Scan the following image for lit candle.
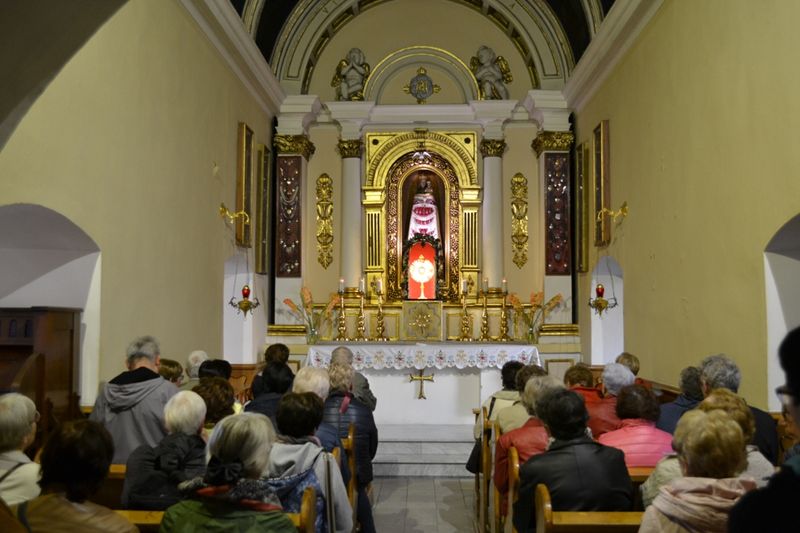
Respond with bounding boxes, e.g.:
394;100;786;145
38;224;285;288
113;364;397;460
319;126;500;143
502;278;508;293
483;277;489;292
461;279;468;294
338;278;344;293
377;279;383;294
359;277;365;293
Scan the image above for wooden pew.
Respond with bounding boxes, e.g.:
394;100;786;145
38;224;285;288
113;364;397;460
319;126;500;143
115;510;162;533
341;423;358;523
478;406;492;532
493;421;504;533
534;484;643;533
91;464;127;509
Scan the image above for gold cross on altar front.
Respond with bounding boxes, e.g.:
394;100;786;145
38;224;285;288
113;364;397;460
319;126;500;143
409;368;435;399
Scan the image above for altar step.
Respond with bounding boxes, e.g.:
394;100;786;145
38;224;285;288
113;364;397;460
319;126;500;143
373;424;473;477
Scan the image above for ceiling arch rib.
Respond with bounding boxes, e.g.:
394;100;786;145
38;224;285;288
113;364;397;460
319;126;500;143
269;0;575;96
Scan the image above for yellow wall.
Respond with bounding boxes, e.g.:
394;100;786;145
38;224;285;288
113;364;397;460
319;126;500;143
0;1;272;382
575;0;800;407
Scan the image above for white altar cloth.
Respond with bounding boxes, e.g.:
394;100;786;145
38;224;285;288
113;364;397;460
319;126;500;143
306;343;540;370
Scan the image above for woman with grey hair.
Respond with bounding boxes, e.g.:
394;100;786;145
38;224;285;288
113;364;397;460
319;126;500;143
0;393;40;505
330;346;377;410
587;363;635;437
123;391;208;509
161;413;294;532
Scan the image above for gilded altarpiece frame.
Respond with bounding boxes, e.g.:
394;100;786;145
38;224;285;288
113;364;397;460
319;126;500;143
236;123;254;247
363;130;480;304
593;120;611;247
575;142;590;273
255;144;272;275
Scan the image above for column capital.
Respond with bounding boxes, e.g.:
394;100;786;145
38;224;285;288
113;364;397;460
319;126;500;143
274;134;316;160
480;139;507;158
276;95;322;135
522;90;571;132
327;101;375;139
337;138;364;158
531;131;574;157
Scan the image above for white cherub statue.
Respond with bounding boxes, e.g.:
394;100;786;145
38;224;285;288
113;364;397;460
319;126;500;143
470;45;512;100
331;47;370;101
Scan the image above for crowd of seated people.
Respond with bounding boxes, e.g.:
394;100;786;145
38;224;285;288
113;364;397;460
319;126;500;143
495;364;547;434
0;393;40;506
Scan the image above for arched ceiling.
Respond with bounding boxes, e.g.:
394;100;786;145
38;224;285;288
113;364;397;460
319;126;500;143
231;0;614;95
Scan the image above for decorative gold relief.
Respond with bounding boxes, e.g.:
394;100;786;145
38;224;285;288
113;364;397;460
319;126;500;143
510;173;529;268
480;139;506;158
337;139;363;159
531;131;575;157
316;173;333;269
274;134;316;160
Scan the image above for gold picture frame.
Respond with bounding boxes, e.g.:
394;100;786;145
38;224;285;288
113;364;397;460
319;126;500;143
236;122;254;247
593;120;610;247
255;143;272;275
575;142;590;272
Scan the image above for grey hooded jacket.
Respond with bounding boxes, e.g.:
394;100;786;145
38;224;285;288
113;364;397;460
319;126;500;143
90;367;178;463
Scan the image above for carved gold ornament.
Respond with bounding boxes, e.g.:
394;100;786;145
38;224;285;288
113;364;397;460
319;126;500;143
274;134;316;160
480;139;506;158
510;173;528;268
337;139;363;159
316;173;334;269
531;131;575;157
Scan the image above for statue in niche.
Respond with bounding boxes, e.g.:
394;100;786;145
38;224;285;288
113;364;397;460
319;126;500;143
331;47;370;101
405;172;442;241
470;45;512;100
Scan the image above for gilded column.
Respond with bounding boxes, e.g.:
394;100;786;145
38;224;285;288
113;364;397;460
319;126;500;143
274;134;315;277
337;138;363;288
480;138;506;288
532;131;574;276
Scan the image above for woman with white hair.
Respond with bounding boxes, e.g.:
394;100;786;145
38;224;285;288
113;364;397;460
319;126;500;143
0;393;40;505
123;391;208;509
161;413;294;532
587;363;635;437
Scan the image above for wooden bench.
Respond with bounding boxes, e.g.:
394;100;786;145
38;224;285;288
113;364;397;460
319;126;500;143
90;464;127;509
535;484;643;533
341;422;358;519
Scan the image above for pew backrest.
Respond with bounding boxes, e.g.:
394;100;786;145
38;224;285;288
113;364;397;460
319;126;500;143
534;484;643;533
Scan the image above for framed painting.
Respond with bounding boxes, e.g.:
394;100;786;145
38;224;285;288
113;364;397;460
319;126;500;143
255;143;272;275
593;120;610;247
236;122;254;247
575;142;590;272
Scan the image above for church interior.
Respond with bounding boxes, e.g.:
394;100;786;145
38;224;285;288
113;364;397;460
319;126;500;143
2;0;800;531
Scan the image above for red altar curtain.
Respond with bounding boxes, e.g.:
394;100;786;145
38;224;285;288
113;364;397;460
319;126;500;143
408;242;437;300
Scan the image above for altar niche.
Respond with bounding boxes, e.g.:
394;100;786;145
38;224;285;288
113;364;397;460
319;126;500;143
402;170;445;300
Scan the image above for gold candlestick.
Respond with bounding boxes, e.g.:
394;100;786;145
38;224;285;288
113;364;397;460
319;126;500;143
355;290;367;341
497;290;512;342
371;279;387;342
459;292;473;341
478;288;491;341
334;289;348;341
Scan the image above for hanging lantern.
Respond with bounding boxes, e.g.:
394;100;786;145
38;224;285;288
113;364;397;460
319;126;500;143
229;284;260;316
588;283;617;316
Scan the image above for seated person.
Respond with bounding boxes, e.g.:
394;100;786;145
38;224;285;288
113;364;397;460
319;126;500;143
640;410;756;532
587;363;635;438
89;335;178;463
616;352;650;388
322;362;378;533
495;375;563;512
0;393;40;505
158;358;184;386
11;420;137;532
331;346;377;411
265;392;352;533
123;391;207;509
598;384;673;466
180;350;208;392
656;366;703;434
474;361;524;439
193;377;235;440
564;364;603;406
161;413;295;532
245;361;294;428
513;388;633;533
496;365;547;434
252;343;292;396
641;387;775;507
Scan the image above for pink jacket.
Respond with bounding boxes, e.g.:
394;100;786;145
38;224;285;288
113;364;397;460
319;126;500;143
598;418;673;467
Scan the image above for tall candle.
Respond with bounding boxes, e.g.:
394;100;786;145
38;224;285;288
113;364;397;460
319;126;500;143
483;277;489;292
461;279;468;294
359;277;365;293
338;278;344;293
502;278;508;292
377;279;383;294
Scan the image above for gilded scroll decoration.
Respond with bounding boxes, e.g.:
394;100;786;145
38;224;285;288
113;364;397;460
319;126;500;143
337;139;363;159
276;156;301;277
531;131;575;157
510;172;529;268
545;153;571;275
274;134;316;160
480;139;506;158
316;173;334;269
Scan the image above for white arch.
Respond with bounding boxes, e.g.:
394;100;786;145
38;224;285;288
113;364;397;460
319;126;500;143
590;255;624;365
0;203;102;405
764;213;800;410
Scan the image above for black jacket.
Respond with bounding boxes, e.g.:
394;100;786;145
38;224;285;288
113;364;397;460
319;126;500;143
244;392;284;428
321;391;378;487
122;432;206;509
749;404;779;465
512;435;633;533
729;455;800;532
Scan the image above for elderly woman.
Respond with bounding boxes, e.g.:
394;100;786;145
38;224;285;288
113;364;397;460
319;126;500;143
193;377;235;439
12;420;136;532
180;350;208;392
0;393;39;506
245;362;294;427
598;384;673;466
494;375;563;513
641;388;775;507
123;391;207;509
322;362;378;533
495;365;548;433
588;363;635;437
640;409;757;532
161;413;294;532
252;344;291;396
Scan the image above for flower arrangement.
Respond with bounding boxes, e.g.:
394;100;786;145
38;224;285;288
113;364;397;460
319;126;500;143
508;291;563;344
283;287;339;344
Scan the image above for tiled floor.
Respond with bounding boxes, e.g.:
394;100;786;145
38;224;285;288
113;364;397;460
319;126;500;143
371;476;477;533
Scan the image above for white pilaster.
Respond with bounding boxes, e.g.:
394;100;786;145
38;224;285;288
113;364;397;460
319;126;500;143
481;150;504;288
